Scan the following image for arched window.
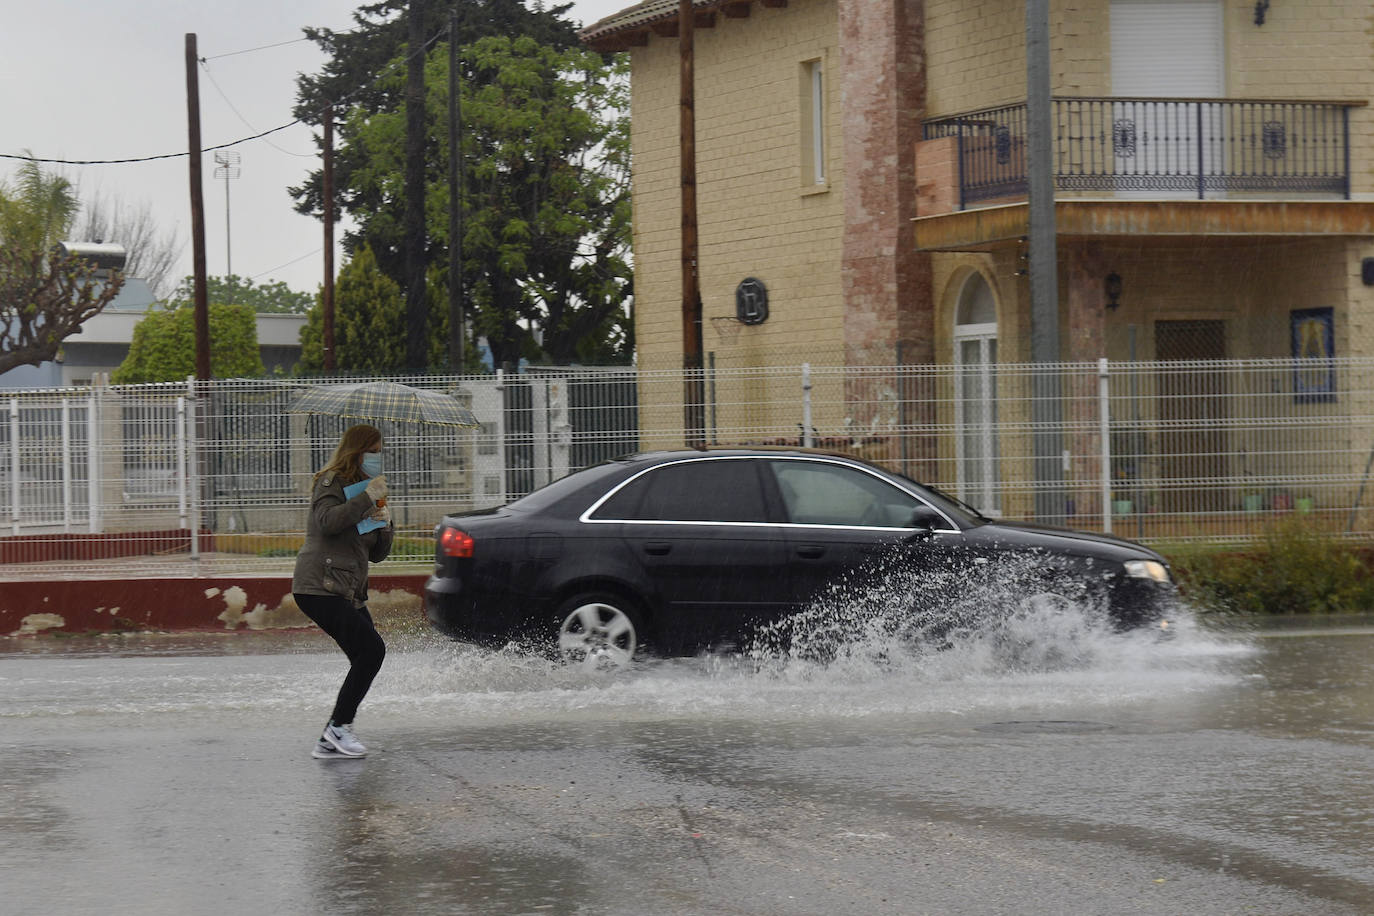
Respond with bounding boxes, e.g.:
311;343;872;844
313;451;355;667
953;272;1001;514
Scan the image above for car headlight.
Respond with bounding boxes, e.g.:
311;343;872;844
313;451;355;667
1124;559;1170;583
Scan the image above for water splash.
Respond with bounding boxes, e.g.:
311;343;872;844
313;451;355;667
368;554;1247;725
746;551;1157;675
3;556;1251;725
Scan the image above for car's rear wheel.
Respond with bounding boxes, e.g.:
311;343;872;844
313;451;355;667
555;593;646;671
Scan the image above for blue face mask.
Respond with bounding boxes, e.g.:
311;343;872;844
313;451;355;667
360;452;383;478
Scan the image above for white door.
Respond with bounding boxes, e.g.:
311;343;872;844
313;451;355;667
1110;0;1225;197
953;273;1000;515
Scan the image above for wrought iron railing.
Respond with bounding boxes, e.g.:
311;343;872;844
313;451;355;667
922;97;1360;209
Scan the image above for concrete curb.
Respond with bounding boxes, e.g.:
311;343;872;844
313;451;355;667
2;574;429;636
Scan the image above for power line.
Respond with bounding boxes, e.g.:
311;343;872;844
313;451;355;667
250;246;324;282
200;61;316;159
202;36;312;60
201;20;367;61
0;121;302;167
2;25;447;168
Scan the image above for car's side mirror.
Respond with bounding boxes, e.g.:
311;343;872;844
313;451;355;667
904;504;944;540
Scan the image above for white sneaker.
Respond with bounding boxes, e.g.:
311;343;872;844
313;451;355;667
321;722;367;757
311;740;351;760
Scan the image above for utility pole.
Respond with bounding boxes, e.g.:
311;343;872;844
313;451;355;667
322;107;336;373
404;0;428;371
1026;0;1063;521
185;33;210;381
679;0;704;446
448;8;464;373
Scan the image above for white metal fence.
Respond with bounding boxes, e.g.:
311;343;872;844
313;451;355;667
3;357;1372;579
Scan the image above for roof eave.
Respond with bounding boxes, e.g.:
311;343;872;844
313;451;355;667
579;0;787;53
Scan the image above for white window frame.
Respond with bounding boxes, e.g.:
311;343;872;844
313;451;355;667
800;56;828;190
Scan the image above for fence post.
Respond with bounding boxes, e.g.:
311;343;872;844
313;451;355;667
708;351;717;444
801;363;814;447
61;399;73;533
86;389;100;533
495;368;508;504
1099;358;1112;534
8;398;18;536
185;376;201;567
177;396;188;533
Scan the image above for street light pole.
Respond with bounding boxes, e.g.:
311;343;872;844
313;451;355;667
213;150;241;281
1027;0;1063;522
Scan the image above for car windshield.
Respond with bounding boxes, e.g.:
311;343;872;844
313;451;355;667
877;469;989;525
913;479;991;523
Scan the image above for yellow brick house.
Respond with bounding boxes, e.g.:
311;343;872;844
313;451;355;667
583;0;1374;529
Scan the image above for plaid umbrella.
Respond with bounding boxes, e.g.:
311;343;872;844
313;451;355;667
289;381;479;428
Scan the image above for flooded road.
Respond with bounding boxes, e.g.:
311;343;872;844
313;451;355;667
4;611;1374;915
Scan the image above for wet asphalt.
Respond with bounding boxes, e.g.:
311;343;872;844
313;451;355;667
3;614;1374;915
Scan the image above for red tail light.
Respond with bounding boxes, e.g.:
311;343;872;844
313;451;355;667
439;527;475;558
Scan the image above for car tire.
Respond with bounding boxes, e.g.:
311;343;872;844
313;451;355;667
555;593;648;671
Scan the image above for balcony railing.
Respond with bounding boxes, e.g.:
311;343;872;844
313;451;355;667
922;97;1360;209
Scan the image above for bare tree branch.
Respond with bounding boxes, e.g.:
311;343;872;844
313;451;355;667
75;191;183;299
0;249;125;374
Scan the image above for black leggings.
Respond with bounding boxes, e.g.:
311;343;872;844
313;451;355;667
294;593;386;726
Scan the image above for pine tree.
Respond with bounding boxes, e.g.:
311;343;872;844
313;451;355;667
297;245;404;374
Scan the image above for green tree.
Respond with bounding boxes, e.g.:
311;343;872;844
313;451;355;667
0;157;124;374
292;2;631;369
306;33;631;369
112;303;265;383
298;244;404;374
168;275;314;314
1;157;78;251
458;36;632;367
292;0;580;241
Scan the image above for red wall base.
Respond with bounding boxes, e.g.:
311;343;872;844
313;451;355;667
1;574;428;636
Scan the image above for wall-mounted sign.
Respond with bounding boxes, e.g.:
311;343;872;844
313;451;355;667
735;277;768;325
1291;307;1335;403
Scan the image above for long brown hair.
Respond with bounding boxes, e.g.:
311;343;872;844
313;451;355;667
313;424;382;487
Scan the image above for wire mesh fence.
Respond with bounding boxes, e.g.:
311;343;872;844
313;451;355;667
3;356;1373;579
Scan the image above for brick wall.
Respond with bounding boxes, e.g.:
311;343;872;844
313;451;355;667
839;0;933;371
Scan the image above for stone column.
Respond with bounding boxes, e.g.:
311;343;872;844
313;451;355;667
839;0;932;369
838;0;932;465
1065;243;1109;520
1066;243;1107;362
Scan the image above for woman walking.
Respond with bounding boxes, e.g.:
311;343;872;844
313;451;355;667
293;423;393;759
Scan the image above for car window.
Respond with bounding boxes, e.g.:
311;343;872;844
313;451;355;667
507;460;633;513
768;459;922;527
589;458;769;522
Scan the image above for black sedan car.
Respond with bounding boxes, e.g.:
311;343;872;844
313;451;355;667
424;448;1176;666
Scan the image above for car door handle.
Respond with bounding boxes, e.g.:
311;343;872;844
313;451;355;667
796;545;826;559
644;542;672;555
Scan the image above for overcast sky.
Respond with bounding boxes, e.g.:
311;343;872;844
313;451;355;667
2;0;629;297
